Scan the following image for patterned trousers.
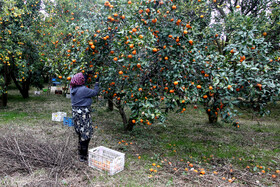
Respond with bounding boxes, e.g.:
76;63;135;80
72;106;93;141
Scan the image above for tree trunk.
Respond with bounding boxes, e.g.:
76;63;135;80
126;119;135;131
2;63;9;107
206;110;218;123
20;88;29;99
118;106;134;131
10;71;31;99
0;93;7;107
108;95;114;111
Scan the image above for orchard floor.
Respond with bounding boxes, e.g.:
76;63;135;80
0;87;279;187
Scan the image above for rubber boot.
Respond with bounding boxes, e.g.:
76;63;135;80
79;138;90;162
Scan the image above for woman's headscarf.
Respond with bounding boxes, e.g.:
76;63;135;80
70;73;85;88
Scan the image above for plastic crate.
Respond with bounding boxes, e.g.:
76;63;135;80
55;90;63;95
66;94;71;99
52;112;67;122
53;81;62;86
43;88;48;92
63;117;73;126
50;86;56;93
88;146;125;175
50;86;63;93
34;91;40;95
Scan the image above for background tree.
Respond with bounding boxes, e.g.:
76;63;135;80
0;0;45;101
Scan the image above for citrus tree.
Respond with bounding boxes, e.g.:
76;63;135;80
0;0;45;102
57;0;213;130
40;0;279;130
200;1;280;124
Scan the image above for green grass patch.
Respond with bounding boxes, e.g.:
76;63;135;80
0;111;29;122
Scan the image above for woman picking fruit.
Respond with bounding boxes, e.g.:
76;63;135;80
70;72;99;162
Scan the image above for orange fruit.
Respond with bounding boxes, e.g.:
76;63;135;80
209;86;213;90
174;81;178;85
172;5;176;10
119;71;123;75
227;85;232;90
67;77;71;80
132;119;136;123
114;57;118;61
272;174;277;178
128;1;132;4
197;85;201;89
58;76;62;79
152;48;158;52
263;32;267;37
189;40;193;45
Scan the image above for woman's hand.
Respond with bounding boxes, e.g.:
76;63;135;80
95;75;99;83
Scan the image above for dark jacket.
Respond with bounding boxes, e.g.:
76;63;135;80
70;83;99;107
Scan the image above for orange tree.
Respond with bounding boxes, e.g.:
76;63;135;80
219;11;280;120
56;0;213;130
39;0;86;91
199;1;280;124
0;0;45;102
43;0;279;130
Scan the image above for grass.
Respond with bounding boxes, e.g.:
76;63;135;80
0;86;279;186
